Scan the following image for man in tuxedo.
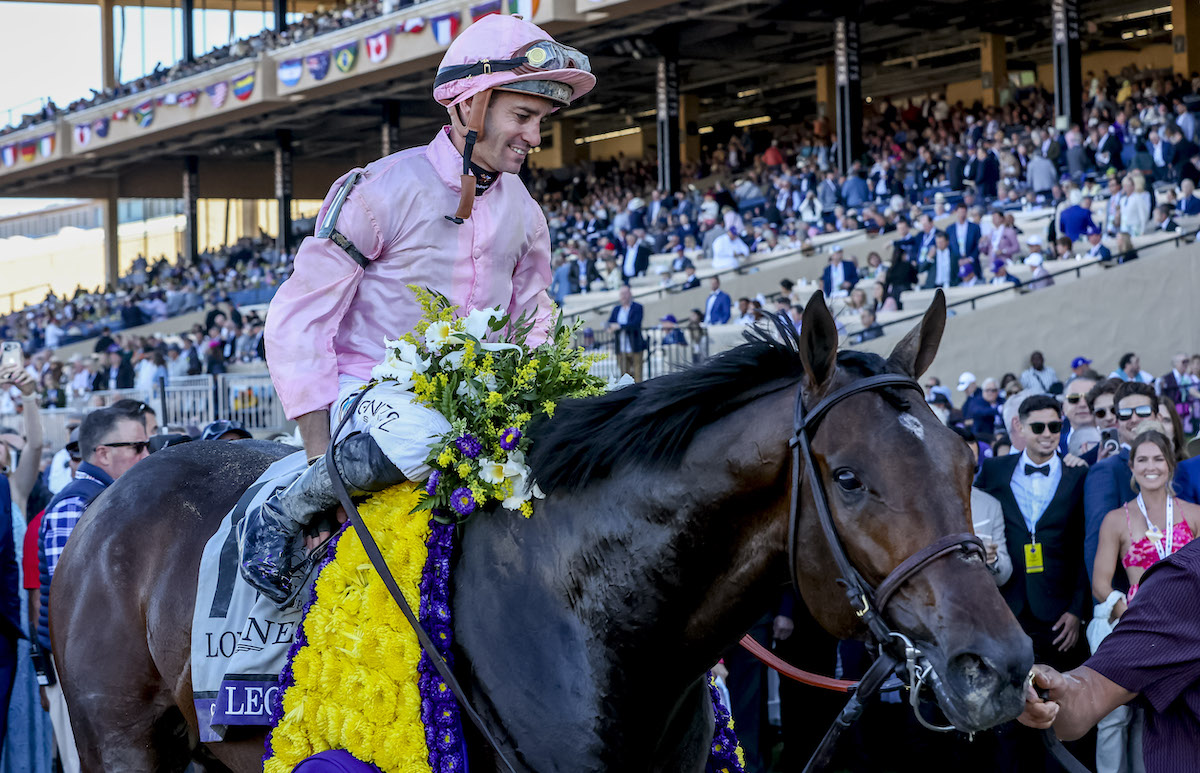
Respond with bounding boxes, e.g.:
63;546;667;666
946;146;969;191
921;231;959;289
91;347;135;391
1151;204;1180;232
620;231;651;283
606;285;646;382
821;245;859;297
976;394;1093;769
703;277;731;325
973;144;1001;199
1083;382;1158;585
946;203;983;278
1146;127;1175;182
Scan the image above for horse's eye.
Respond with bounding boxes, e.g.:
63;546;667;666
835;469;863;491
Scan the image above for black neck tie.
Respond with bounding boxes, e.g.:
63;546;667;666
1025;464;1050;477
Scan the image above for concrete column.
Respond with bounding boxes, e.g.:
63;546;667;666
275;129;294;256
1051;0;1082;129
102;182;119;291
274;0;287;33
815;62;836;119
833;18;863;174
98;0;117;91
1172;0;1200;79
381;100;401;157
183;156;199;264
655;56;681;193
182;0;195;63
679;93;700;165
980;33;1007;108
554;119;578;166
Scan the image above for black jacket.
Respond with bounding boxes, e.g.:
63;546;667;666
92;360;135;391
976;455;1090;623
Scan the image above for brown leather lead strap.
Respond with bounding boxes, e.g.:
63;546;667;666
738;635;855;692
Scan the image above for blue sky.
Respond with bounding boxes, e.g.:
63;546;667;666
0;1;282;216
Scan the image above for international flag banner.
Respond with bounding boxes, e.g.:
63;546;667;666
401;17;425;33
306;51;331;81
74;123;91;147
365;31;389;63
431;12;460;46
112;107;130;121
160;92;178;106
506;0;539;17
133;101;155;128
93;117;110;138
38;134;55;157
19;142;36;162
178;90;199;107
471;0;501;20
278;59;303;87
206;81;229;108
233;71;256;101
1;146;15;167
334;42;358;73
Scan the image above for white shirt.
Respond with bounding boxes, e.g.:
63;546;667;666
623;244;641;277
712;234;749;270
829;261;846;294
955;222;969;252
934;248;952;287
1009;451;1063;535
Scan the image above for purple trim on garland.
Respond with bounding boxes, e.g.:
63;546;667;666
705;676;746;773
263;523;350;764
417;520;468;773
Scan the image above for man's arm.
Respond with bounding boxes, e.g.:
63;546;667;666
1082;463;1116;588
1019;665;1136;741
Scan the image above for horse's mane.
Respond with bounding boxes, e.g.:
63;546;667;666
528;330;906;494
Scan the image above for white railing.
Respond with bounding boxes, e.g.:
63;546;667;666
216;373;289;434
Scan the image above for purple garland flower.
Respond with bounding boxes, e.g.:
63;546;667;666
426;470;442;496
499;427;522;451
705;675;746;773
449;487;475;517
418;521;467;773
454;434;482;459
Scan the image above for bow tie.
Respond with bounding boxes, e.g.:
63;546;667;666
1025;464;1050;477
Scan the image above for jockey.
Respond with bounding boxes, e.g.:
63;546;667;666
240;14;595;603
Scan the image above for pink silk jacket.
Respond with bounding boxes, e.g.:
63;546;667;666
264;128;554;420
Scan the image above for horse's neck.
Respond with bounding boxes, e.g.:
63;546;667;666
453;416;791;770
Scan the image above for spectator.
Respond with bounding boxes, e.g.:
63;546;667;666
1175;178;1200;214
1059;192;1098;242
1084;381;1159;584
921;231;958;289
853;309;882;344
703;278;731;326
606;286;646;383
954;427;1011;585
1109;352;1154;384
39;405;150;772
982;211;1021;263
1117;176;1149;236
1024;253;1054;291
1020;351;1060;394
200;420;253;441
1060;374;1098;456
91;347;134;391
947;203;983;279
1150;205;1179;233
1082;223;1111;260
619;232;650;283
821;245;858;297
964;377;1003;439
711;228;749;271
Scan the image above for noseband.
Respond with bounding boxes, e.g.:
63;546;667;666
788;373;986;770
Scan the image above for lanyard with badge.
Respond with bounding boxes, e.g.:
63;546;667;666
1135;493;1175;559
1023;466;1049;574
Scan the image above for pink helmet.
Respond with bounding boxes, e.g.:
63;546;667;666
433;15;595;109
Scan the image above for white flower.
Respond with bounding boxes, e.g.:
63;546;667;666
479;341;524;354
394;339;430;373
462;307;504;341
440;350;466;370
370;348;419;388
481;371;499;392
502;492;530;510
528;481;546;500
607;373;635;391
478;457;507;485
424;320;455;352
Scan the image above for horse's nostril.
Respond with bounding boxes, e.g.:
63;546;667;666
946;653;1001;702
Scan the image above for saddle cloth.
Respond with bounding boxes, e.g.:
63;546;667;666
190;450;309;743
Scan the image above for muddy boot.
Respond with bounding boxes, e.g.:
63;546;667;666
239;432;407;604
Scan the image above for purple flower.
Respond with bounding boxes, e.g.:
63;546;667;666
499;427;522;450
426;470;441;496
454;434;482;459
450;487;475;516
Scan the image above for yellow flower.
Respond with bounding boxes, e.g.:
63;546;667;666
436;447;455;467
520;501;534;518
486;391;503;407
542;400;556;418
456;462;471;478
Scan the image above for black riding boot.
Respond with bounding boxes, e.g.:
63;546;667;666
239;432;407;604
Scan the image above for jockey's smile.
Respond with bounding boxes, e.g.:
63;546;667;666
455;92;554;175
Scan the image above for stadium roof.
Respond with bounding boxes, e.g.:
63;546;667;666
0;0;1171;199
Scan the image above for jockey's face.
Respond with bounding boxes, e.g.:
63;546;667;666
466;91;555;174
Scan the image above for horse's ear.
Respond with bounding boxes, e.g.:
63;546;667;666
887;289;946;379
799;291;839;389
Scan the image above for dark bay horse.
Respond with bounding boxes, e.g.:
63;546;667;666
51;292;1032;772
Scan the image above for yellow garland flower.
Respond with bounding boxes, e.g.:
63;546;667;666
264;483;433;773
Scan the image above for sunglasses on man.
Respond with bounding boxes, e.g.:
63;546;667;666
1064;394;1088;404
1116;405;1155;421
1028;421;1063;436
99;441;150;454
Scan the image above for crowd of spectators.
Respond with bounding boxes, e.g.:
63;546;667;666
2;0;416;136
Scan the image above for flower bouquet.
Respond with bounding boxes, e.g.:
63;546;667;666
370;286;607;521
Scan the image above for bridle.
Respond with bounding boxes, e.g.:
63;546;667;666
783;371;986;771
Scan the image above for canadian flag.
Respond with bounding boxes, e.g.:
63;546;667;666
401;17;425;33
365;31;390;63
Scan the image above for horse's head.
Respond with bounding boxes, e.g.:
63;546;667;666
792;290;1032;733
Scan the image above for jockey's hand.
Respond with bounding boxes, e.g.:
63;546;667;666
303;507;348;554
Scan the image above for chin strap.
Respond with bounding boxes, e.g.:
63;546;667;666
447;89;493;224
